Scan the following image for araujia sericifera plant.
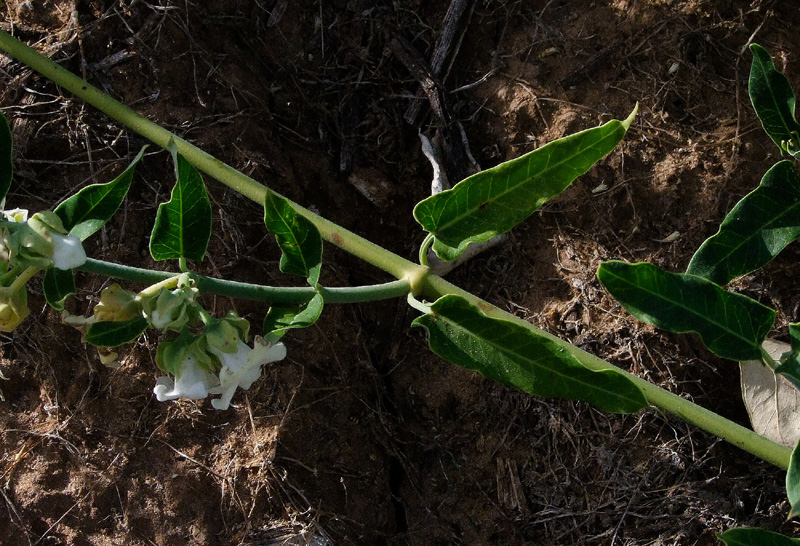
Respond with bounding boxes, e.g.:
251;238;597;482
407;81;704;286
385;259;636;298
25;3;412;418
0;30;796;544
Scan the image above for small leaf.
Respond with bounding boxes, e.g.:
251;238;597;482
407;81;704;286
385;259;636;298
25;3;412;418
598;261;775;361
687;161;800;285
263;189;322;286
42;267;75;311
749;44;800;157
85;317;148;347
0;109;12;205
263;292;324;344
719;528;800;546
414;106;636;261
788;438;800;519
776;324;800;387
740;339;800;449
55;146;146;241
411;294;648;414
150;148;212;262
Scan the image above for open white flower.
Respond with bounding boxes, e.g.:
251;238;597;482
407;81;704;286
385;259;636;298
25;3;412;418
208;337;287;410
50;232;86;270
153;353;215;402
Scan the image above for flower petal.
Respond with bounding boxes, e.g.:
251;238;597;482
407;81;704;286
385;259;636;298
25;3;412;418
50;233;86;270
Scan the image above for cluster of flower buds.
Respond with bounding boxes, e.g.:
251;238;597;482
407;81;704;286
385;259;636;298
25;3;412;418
69;274;286;410
0;208;86;331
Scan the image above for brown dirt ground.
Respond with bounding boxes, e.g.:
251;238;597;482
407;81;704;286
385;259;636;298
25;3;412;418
1;0;800;544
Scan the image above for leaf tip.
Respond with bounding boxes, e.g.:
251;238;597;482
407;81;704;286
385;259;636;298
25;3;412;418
621;103;638;131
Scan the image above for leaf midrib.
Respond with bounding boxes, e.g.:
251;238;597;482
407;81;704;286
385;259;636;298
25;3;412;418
435;308;643;406
430;122;622;236
603;266;761;350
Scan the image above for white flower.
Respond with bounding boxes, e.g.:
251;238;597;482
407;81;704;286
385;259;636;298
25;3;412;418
50;233;86;270
3;208;28;223
208;338;287;410
153;354;214;402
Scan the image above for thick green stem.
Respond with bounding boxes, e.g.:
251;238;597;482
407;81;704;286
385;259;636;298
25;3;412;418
0;30;790;470
78;258;409;304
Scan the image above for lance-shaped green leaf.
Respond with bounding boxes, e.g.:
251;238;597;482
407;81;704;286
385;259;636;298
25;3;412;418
411;294;648;414
775;324;800;389
42;267;75;311
263;190;322;286
85;317;148;347
150;148;212;262
0;109;12;205
55;146;146;241
749;44;800;158
687;161;800;285
598;261;775;361
262;292;324;344
719;528;800;546
414;106;637;261
788;438;800;520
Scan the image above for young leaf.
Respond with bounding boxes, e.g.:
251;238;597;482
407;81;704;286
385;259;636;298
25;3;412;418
740;339;800;449
687;161;800;285
85;317;148;347
411;294;648;414
597;261;775;361
150;149;212;262
719;528;800;546
788;438;800;519
54;146;146;241
42;267;76;311
0;109;12;205
414;106;637;261
749;44;800;157
262;292;324;344
263;189;322;286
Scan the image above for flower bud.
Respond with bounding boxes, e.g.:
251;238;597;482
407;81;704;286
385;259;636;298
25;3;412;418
205;312;250;355
94;284;142;322
142;285;196;331
0;286;29;332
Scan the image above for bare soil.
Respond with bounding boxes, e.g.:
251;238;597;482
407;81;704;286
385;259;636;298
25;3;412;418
1;1;800;544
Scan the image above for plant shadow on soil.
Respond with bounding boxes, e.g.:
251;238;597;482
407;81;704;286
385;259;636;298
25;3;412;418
2;1;800;544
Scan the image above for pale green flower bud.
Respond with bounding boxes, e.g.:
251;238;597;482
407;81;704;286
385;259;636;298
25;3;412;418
0;210;85;271
93;284;142;322
0;286;29;332
205;312;251;355
142;285;196;331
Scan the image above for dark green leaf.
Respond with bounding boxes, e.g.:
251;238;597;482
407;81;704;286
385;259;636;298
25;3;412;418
411;294;648;414
42;267;75;311
414;107;636;261
718;528;800;546
150;148;212;262
749;44;800;157
598;261;775;361
263;189;322;286
788;438;800;519
85;317;148;347
263;292;324;344
687;161;800;285
0;109;12;204
55;146;146;241
775;323;800;390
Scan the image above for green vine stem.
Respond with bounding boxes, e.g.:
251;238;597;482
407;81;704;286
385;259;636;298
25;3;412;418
79;258;410;304
0;30;791;470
